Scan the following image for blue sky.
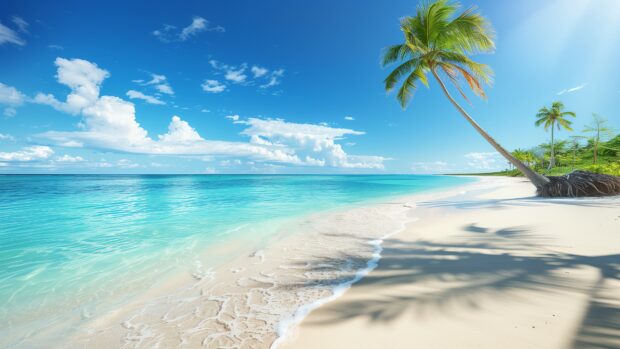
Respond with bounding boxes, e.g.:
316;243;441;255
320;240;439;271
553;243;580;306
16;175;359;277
1;0;619;174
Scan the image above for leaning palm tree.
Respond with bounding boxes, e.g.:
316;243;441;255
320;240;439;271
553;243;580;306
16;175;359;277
382;0;549;189
382;0;620;197
535;101;575;169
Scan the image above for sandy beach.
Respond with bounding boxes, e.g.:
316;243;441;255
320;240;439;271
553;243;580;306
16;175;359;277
280;177;620;349
5;176;619;348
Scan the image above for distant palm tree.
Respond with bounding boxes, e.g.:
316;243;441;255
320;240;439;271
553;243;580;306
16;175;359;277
583;114;613;164
535;101;575;169
382;0;549;189
568;136;583;170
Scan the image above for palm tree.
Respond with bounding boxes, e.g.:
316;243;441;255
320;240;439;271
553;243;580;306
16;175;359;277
568;136;583;171
583;114;613;164
535;101;575;169
381;0;549;189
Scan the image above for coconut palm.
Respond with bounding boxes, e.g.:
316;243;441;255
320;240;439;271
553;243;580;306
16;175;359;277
583;114;614;164
382;0;549;189
535;101;575;169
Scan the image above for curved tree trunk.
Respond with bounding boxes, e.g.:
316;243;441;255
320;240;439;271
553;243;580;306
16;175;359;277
430;68;550;189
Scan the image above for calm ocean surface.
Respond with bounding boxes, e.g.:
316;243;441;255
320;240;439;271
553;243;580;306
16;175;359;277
0;174;472;333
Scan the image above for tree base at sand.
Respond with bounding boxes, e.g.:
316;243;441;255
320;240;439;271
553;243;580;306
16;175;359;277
537;171;620;197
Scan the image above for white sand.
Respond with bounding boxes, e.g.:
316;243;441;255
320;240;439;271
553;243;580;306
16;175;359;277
280;177;620;349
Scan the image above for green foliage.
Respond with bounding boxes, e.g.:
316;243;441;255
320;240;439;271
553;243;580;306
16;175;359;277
381;0;495;108
582;163;620;176
485;134;620;177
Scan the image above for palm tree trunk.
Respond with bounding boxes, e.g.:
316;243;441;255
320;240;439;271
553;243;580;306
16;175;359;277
430;68;550;188
549;125;555;169
594;129;599;164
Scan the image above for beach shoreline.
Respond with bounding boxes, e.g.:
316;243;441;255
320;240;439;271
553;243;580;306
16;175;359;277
279;177;620;349
46;176;477;348
7;175;619;349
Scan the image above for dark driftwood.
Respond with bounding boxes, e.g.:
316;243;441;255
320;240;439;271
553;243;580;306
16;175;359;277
538;170;620;197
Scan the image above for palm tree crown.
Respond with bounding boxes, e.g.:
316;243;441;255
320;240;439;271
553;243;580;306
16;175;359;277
382;0;494;108
535;101;575;169
381;0;550;189
535;101;576;132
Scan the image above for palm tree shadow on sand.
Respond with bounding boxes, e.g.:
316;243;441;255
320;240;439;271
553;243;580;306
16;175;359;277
284;223;620;348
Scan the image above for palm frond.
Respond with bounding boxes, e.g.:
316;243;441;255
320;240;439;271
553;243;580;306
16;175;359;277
384;58;418;91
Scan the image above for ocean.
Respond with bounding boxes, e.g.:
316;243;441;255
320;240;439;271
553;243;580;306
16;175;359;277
0;174;473;347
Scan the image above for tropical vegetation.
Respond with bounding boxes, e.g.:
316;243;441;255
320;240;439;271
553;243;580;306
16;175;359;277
535;101;576;169
383;0;620;196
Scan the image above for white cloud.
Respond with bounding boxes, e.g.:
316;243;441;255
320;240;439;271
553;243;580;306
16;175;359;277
208;60;284;91
464;152;502;170
126;90;165;105
556;83;587;95
0;133;15;141
0;21;25;46
344;116;354;121
260;69;285;89
117;159;139;168
155;83;174;95
154;17;224;43
36;57;386;170
411;161;450;174
240;118;384;169
12;16;29;33
201;108;211;113
225;114;240;121
0;82;26;117
225;66;247;83
0;82;26;106
251;66;268;78
158;116;202;143
133;73;174;96
201;79;226;93
34;57;109;114
48;44;63;50
56;154;84;162
0;146;54;161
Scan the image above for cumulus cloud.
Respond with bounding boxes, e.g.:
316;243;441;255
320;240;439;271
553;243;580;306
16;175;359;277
0;21;25;46
464;151;502;170
126;90;165;105
251;66;268;78
0;82;26;117
158;116;202;143
344;116;354;121
225;114;240;121
35;57;385;170
239;118;385;169
154;17;224;43
201;79;226;93
225;67;247;83
0;82;26;106
0;145;54;161
556;83;587;96
34;58;109;114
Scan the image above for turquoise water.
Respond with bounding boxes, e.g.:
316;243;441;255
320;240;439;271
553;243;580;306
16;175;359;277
0;174;472;332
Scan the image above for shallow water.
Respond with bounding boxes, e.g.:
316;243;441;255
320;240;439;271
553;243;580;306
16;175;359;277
0;174;472;347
